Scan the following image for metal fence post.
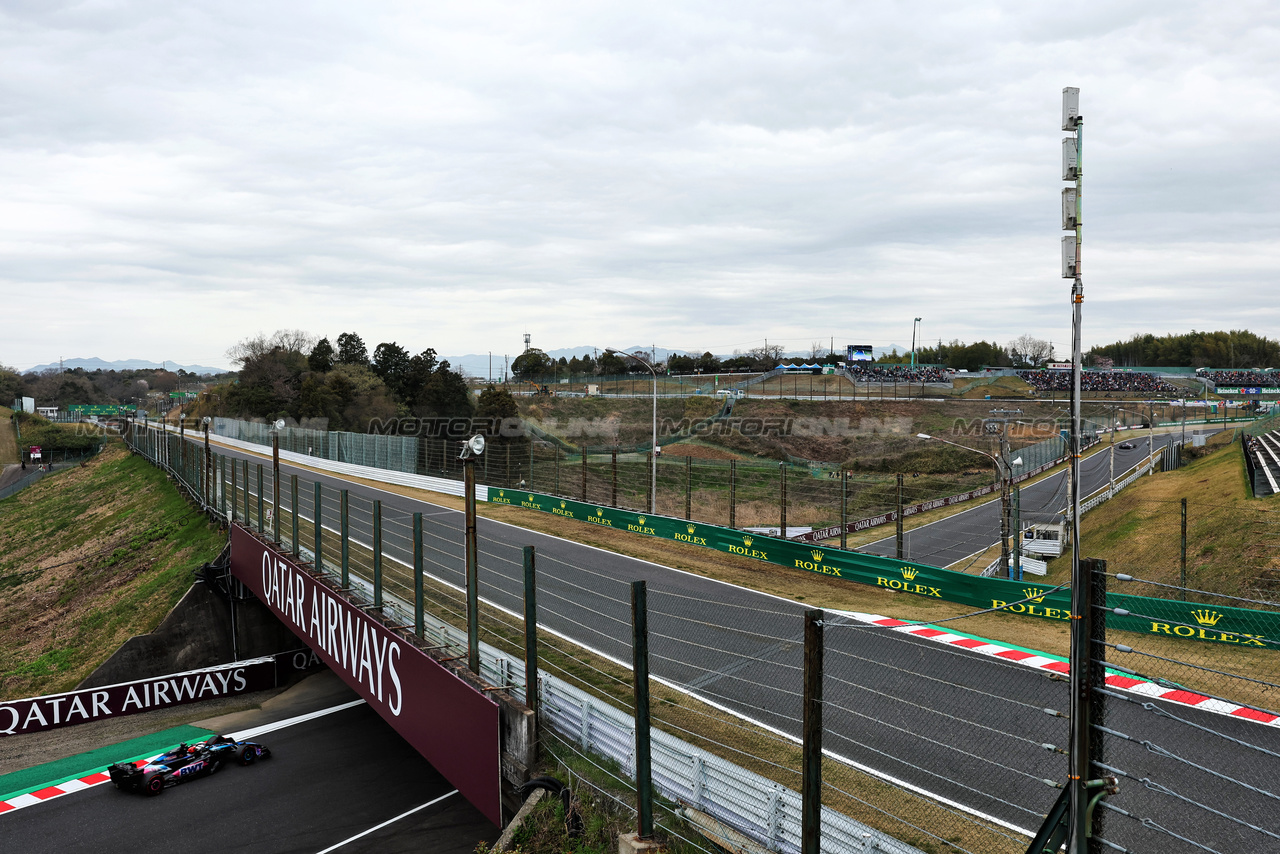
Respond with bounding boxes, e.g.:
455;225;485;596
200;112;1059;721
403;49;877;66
290;474;299;557
229;457;237;523
1068;556;1098;852
611;447;618;508
802;608;824;854
340;489;350;589
219;456;227;520
685;455;692;521
1180;498;1188;599
729;459;736;529
313;481;322;570
1089;560;1108;842
896;473;905;560
256;464;264;534
242;460;249;528
631;580;653;839
414;512;424;638
524;546;539;744
581;449;588;501
840;470;848;550
1012;485;1022;580
272;457;281;544
372;499;382;608
646;452;654;513
780;462;787;538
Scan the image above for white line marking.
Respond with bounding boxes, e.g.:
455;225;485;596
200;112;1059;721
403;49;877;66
229;698;367;741
313;790;459;853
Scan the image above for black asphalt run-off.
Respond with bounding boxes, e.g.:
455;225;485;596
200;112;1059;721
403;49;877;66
5;702;496;854
205;431;1269;853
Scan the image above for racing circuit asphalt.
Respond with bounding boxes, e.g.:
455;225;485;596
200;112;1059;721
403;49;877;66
2;677;497;854
161;428;1270;852
864;431;1211;568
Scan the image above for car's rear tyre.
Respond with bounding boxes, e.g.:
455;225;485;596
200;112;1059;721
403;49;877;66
144;774;165;796
236;745;256;766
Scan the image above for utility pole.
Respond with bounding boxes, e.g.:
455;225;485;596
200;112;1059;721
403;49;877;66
1062;85;1091;854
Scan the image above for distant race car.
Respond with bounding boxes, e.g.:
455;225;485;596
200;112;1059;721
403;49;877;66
108;735;271;796
1117;442;1136;450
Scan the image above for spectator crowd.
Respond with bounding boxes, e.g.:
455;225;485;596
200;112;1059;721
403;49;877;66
847;364;952;384
1018;370;1179;395
1197;370;1280;388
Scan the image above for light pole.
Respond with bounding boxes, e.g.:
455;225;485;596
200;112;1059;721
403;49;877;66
1061;85;1093;854
911;317;922;367
201;416;212;508
270;418;285;543
917;433;1021;574
607;349;658;514
459;434;486;675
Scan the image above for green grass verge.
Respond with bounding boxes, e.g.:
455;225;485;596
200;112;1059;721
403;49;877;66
0;724;213;800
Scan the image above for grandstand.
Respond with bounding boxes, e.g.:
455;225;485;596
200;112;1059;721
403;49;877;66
846;364;952;384
1197;369;1280;389
1245;433;1280;496
1018;369;1178;395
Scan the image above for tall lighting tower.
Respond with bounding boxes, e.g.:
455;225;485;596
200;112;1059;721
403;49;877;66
1061;86;1089;853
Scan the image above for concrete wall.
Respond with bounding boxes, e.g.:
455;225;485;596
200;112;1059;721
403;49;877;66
78;581;299;689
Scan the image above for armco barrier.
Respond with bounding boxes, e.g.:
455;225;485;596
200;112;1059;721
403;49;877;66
488;489;1280;650
346;563;926;854
794;439;1089;545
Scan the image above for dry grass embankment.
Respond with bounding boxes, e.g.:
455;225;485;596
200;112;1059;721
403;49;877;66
0;406;19;465
0;441;228;698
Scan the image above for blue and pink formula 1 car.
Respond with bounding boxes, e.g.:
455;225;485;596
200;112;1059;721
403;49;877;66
107;735;272;796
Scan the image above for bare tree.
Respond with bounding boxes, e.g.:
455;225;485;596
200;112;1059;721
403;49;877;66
748;342;786;370
1007;335;1054;368
226;330;318;368
809;340;828;360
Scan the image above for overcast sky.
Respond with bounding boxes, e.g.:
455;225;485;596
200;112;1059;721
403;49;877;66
3;1;1278;372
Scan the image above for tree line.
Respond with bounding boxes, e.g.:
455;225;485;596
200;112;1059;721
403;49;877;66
1086;330;1280;369
0;365;213;411
193;330;475;431
511;330;1280;379
511;338;1037;377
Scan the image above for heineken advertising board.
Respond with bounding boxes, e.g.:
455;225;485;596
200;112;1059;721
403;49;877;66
489;489;1280;650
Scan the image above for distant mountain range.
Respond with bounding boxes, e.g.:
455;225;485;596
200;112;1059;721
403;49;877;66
20;357;230;376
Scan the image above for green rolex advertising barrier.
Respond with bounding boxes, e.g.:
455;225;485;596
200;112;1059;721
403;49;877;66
489;488;1280;651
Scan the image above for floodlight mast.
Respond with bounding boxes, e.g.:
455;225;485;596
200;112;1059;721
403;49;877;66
1063;85;1089;854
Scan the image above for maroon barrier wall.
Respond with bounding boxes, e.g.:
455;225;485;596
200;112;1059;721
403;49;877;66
1;658;276;737
228;524;501;825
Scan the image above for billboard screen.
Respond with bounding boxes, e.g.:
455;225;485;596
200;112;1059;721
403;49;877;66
846;344;874;362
